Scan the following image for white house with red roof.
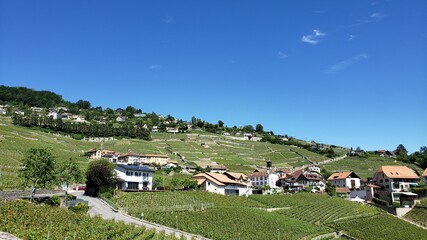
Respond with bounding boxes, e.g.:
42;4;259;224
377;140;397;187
191;172;252;196
327;171;361;189
372;166;419;205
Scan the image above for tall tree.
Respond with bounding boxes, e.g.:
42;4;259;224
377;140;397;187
85;159;116;197
255;124;264;133
56;158;83;194
19;148;57;200
395;144;408;161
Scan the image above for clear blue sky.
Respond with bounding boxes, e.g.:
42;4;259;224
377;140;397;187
1;1;426;153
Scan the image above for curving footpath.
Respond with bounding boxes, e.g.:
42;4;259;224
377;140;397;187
72;191;210;240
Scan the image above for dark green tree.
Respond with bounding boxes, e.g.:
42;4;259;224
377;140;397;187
218;120;224;128
395;144;408;161
85;159;116;197
255;124;264;133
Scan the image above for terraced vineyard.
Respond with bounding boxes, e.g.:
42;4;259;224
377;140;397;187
404;198;427;227
0;200;181;240
250;193;380;224
0;116;331;189
113;191;427;240
112;191;330;240
327;213;427;240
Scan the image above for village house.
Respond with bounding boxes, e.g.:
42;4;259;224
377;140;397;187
327;171;361;189
374;150;396;158
166;127;179;134
281;167;326;192
86;148;118;161
208;164;228;173
192;172;252;196
115;164;154;190
423;168;427;185
117;153;141;165
161;161;178;170
247;160;280;190
372;166;419;206
140;154;169;165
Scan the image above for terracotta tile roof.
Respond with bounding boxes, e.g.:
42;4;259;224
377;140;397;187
191;172;250;186
367;184;381;188
247;170;268;178
376;166;420;179
422;168;427;177
208;164;227;170
327;171;353;181
225;172;248;181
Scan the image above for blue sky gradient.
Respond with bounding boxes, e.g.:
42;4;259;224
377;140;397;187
1;1;426;153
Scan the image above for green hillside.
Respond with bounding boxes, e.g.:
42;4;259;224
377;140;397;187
0;116;331;189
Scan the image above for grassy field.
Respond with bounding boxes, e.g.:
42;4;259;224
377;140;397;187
321;156;423;179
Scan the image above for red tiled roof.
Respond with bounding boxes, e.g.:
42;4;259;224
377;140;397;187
327;171;353;181
376;166;419;179
422;168;427;177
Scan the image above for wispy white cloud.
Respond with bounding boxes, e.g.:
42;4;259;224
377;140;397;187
148;65;161;70
302;29;326;45
325;54;368;73
302;35;318;44
348;35;356;41
313;29;326;36
163;16;174;24
370;12;385;19
277;51;288;59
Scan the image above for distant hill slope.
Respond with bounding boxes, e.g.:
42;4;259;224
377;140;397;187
0;116;332;189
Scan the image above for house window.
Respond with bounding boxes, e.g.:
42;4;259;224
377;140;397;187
126;171;130;176
380;179;383;183
385;179;389;182
386;185;389;188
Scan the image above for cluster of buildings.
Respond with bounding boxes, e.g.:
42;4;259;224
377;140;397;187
86;145;427;207
85;148;177;191
326;165;427;208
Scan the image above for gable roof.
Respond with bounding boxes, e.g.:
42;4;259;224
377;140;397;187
224;172;248;181
191;172;249;186
422;168;427;177
376;166;419;179
247;170;268;178
327;171;360;181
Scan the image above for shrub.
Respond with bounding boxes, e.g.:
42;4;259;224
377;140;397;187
372;197;388;206
392;202;401;208
69;202;89;213
49;195;61;207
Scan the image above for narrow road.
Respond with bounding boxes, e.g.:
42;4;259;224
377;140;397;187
72;191;210;240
